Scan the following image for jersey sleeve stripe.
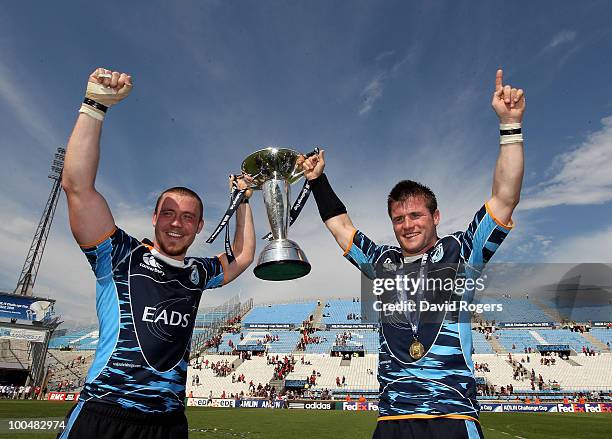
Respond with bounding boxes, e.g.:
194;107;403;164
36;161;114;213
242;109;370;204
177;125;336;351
342;228;358;256
79;226;118;248
484;202;514;229
215;253;229;286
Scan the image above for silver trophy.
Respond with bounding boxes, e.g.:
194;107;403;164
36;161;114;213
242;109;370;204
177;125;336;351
242;147;311;281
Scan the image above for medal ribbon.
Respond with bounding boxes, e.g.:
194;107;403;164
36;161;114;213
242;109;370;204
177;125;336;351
401;252;430;340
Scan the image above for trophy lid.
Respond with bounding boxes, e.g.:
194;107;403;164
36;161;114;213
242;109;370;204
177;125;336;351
241;147;303;189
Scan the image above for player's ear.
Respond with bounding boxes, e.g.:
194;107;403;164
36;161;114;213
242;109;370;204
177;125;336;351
152;212;158;227
433;209;440;226
196;219;204;234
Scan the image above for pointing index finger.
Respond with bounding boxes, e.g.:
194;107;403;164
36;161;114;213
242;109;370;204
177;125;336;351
495;69;503;92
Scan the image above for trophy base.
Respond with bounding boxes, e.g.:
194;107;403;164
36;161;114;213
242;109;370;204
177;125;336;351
254;239;311;281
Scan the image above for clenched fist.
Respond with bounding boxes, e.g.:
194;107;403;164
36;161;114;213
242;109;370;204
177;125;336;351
79;67;133;121
297;149;325;181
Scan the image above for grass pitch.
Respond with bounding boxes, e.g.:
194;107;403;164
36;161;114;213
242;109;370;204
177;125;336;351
0;401;609;438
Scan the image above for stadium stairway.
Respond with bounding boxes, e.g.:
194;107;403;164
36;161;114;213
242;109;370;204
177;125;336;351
487;335;506;354
529;330;548;345
531;297;564;322
269;378;283;392
581;332;610;352
564;357;582;366
311;301;324;328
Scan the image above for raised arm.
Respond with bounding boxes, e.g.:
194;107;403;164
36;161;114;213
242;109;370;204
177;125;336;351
487;69;525;226
218;175;256;284
62;68;132;245
299;150;357;252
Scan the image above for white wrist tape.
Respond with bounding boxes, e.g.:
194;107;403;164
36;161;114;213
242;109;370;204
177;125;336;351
500;123;521;130
79;104;105;121
500;134;524;145
79;79;133;121
499;122;523;145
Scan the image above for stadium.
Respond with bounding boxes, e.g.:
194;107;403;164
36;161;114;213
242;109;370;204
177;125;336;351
4;0;612;437
2;288;609;438
0;149;610;438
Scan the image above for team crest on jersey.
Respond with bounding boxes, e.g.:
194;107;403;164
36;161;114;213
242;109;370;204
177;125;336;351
381;257;401;273
431;243;444;263
190;266;199;284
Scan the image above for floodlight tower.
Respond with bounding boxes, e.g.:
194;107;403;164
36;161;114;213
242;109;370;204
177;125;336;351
14;147;65;296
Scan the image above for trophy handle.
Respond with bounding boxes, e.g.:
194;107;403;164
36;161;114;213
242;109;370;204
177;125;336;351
290;167;306;180
288;147;320;182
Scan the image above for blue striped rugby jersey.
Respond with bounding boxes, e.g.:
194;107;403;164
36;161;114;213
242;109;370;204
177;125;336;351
344;203;512;422
78;227;224;413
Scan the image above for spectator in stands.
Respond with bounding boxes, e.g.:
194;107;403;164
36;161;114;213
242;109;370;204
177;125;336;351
59;67;256;438
300;68;525;438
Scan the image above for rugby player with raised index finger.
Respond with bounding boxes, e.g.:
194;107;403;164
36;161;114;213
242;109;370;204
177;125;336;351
58;67;256;439
299;69;525;439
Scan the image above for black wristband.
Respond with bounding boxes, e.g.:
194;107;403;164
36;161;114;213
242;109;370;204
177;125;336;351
500;128;522;136
241;197;249;204
83;98;108;113
309;173;347;222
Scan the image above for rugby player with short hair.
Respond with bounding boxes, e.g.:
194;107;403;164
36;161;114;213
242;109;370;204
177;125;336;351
58;68;255;438
300;69;524;439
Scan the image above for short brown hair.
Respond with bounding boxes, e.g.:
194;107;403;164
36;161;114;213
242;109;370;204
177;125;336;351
154;187;203;221
387;180;437;217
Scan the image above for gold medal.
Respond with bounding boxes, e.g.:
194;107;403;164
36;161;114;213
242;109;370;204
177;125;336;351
409;340;425;360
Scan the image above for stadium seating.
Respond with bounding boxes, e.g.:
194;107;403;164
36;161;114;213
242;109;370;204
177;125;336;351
538;298;612;322
304;331;336;354
211;331;302;354
187;355;274;398
473;353;612;391
472;330;495;354
49;326;99;350
590;328;612;348
496;330;540;353
242;302;317;325
321;299;362;325
480;298;552;323
268;331;301;353
285;354;378;392
535;329;597;352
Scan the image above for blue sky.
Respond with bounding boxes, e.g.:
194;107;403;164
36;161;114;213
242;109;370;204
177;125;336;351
1;1;611;324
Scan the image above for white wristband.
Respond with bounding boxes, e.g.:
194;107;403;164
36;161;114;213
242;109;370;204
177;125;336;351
500;134;523;145
79;104;105;121
500;122;521;130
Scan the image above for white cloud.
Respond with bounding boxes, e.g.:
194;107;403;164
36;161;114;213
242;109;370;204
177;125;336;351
545;31;577;50
520;115;612;210
0;59;60;147
358;48;418;115
545;225;612;263
359;73;385;115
